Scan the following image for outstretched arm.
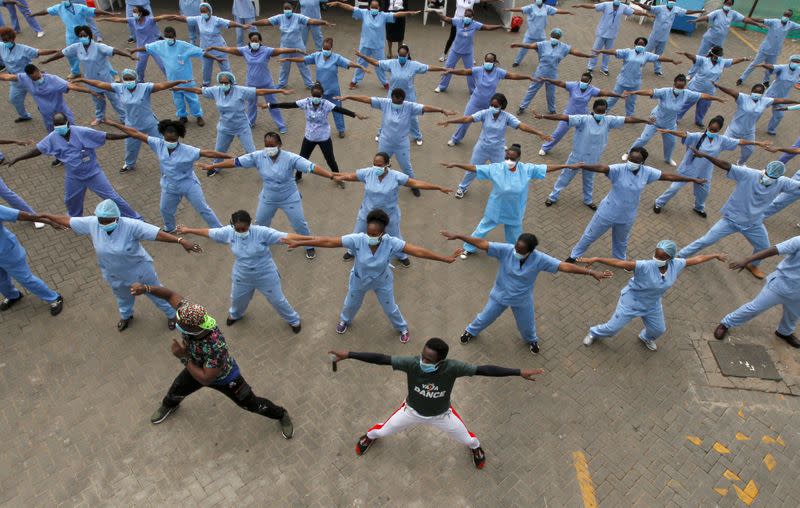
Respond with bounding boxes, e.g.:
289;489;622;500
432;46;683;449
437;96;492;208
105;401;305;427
538;77;566;89
700;92;726;103
730;56;751;66
532;112;569;122
67;83;101;97
354;49;379;67
281;235;344;249
440;230;489;252
659;171;706;183
623;89;654;98
152;79;193;93
205;46;243;56
422;104;457;116
71;77;114;91
557;262;614;282
103;119;148;142
40;52;65;64
437;115;475;127
504;71;534;81
573;163;610;174
402;243;462;263
475;365;545;381
625;115;653;125
112;48;138;61
656;128;687;139
405;178;453;194
510;43;538;50
0;73;19;82
519;123;553;142
688;147;732;172
335;94;372;105
394;10;421;18
568;49;594;59
479;23;506;31
440;162;477;172
713;82;739;100
6;147;42;166
154;230;203;253
685;253;727;267
129;284;184;309
174;86;202;94
328;350;392;365
728;247;778;272
576;256;636;271
327;1;355;12
765;146;800;155
677;52;697;64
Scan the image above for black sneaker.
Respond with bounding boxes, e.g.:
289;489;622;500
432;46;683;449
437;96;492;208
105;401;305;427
117;316;133;332
226;316;239;326
151;404;177;424
14;117;32;123
120;165;135;173
460;331;474;344
601;70;609;76
0;294;23;311
49;294;63;316
306;248;316;259
411;188;421;197
653;203;661;214
207;169;218;177
692;208;707;218
127;36;135;43
280;413;294;439
564;257;576;264
775;331;800;348
343;251;354;261
544;199;554;207
762;81;770;88
735;78;743;86
529;342;540;354
178;116;188;124
585;202;597;211
355;434;374;455
51;159;62;167
472;446;486;469
291;322;301;334
398;258;411;268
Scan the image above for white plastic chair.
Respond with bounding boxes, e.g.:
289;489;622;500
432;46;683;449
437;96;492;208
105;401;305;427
423;0;447;26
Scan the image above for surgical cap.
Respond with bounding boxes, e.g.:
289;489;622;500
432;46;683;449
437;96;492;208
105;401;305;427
790;54;800;62
216;71;236;85
656;240;677;259
94;199;120;218
121;68;137;79
766;160;785;179
551;28;563;37
199;2;212;13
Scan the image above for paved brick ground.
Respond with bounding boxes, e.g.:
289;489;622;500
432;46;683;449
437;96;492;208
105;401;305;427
1;1;800;506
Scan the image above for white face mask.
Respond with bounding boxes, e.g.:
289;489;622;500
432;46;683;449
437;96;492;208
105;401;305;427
373;165;385;176
652;256;667;268
760;173;776;186
249;42;260;51
265;146;279;157
505;159;516;169
234;230;249;239
367;234;382;246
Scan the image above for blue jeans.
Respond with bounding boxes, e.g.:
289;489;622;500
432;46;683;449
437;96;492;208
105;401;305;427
513;34;544;66
377;141;414;178
463;216;522;253
466;296;539;344
278;51;313;89
606;82;639;117
0;176;35;213
340;271;407;331
64;173;141;219
437;49;475;92
124;124;160;168
254;196;313;251
590;298;666;342
0;247;59;303
645;39;667;73
229;270;300;324
678;217;770;266
722;283;799;336
630;123;676;162
570;213;633;260
159;181;222;232
354;46;387;86
738;50;778;84
8;81;30;119
519;77;556;113
588;36;615;71
459;143;504;191
172;86;203;118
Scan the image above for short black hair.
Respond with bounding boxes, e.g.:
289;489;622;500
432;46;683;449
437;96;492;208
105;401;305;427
158;119;186;138
134;5;150;16
709;46;724;57
674;73;687;82
265;131;282;145
311;81;325;94
390;88;406;101
249;31;262;41
485;52;497;62
366;209;390;229
708;115;725;130
24;63;38;75
425;338;449;361
74;25;92;38
398;44;410;56
507;143;522;158
634;36;648;47
517;233;539;253
593;98;608;111
163;26;176;37
630;146;649;162
375;152;391;165
490;93;508;110
581;71;593;82
751;83;765;93
230;210;252;225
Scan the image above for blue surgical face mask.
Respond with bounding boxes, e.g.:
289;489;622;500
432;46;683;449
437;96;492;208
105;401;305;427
3;41;14;49
284;9;292;17
311;96;321;105
34;77;44;84
790;63;799;71
99;220;118;232
391;102;402;110
463;17;473;25
322;49;332;57
579;81;589;90
220;83;231;92
234;230;249;239
536;0;543;6
133;12;141;20
722;5;731;12
751;93;761;101
667;1;675;8
249;42;260;50
370;8;379;15
652;256;667;267
62;0;71;6
489;106;501;114
512;250;528;260
760;173;776;186
550;38;559;46
79;37;90;45
673;87;683;95
627;161;641;172
165;140;178;150
367;234;382;246
124;80;136;90
373;165;385;176
635;45;645;54
398;55;407;64
483;62;494;71
593;113;604;121
782;16;790;23
201;12;210;20
167;37;176;46
419;358;438;373
705;130;717;140
54;124;69;136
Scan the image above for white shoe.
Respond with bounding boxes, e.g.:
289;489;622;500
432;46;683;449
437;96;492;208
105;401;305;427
434;86;442;93
37;31;45;38
33;222;45;229
640;337;657;351
582;333;595;346
621;153;628;161
438;53;446;62
667;159;677;167
415;139;423;146
538;149;547;156
454;188;465;199
459;251;471;260
447;139;456;147
374;135;379;142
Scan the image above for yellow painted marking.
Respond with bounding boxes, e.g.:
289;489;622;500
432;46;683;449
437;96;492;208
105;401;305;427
572;451;598;508
763;453;776;472
738;407;745;420
762;435;784;446
734;480;759;506
776;435;785;447
735;432;750;441
713;442;731;454
714;487;728;497
723;469;741;482
762;435;775;445
686;435;702;446
729;28;758;53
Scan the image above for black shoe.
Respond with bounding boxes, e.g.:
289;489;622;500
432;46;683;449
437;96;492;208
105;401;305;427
196;117;205;127
226;316;239;326
355;434;374;455
564;257;576;264
762;81;770;88
127;36;135;43
14;117;32;123
207;169;218;177
178;116;188;124
511;62;519;68
735;78;743;86
295;171;303;181
117;316;133;332
653;203;662;214
49;294;63;316
694;122;704;128
529;342;540;354
472;446;486;469
51;159;62;167
306;248;316;259
600;70;609;76
692;208;707;218
291;322;301;334
460;330;474;344
0;294;23;311
398;258;410;268
411;188;421;197
343;251;354;261
280;413;294;439
775;331;800;348
713;323;728;340
544;199;554;207
120;165;135;173
585;202;597;211
150;404;177;424
167;317;177;330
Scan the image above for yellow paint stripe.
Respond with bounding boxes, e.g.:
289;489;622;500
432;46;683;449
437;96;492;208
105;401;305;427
776;435;785;446
763;453;776;472
713;442;731;454
735;432;750;441
572;451;598;508
723;469;741;482
737;407;746;420
714;487;728;497
734;480;759;506
729;28;758;53
686;435;702;446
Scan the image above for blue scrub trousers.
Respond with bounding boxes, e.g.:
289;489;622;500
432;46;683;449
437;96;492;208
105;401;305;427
254;195;313;251
124;124;160;168
466;296;539;344
160;181;222;232
350;208;408;260
108;267;175;320
513;34;544;66
519;78;557;113
214;126;256;165
5;0;42;33
570;213;633;260
606;83;639;117
763;191;799;220
172;84;204;119
779;137;800;164
0;177;35;213
339;271;407;331
677;96;712;127
548;168;597;205
64;34;81;75
630;123;676;163
64;173;141;219
437;49;475;92
645;39;667;73
767;105;786;135
325;92;345;134
354;46;387;86
0;248;59;303
696;38;719;62
463;217;522;253
202;53;230;87
248;83;286;131
229;269;300;324
278;51;313;89
738;51;778;84
655;178;711;212
187;21;199;46
303;24;324;51
726;127;755;164
92;88;126;123
540;119;570;153
451;98;483;144
136;51;166;81
234;16;255;47
43;107;75;132
588;36;615;72
125;1;152;39
377;141;414;178
590;298;667;342
459;143;505;191
722;284;799;336
8;82;31;119
678;218;770;266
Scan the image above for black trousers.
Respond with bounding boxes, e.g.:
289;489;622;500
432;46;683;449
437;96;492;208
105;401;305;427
162;368;286;420
296;137;340;179
443;24;457;54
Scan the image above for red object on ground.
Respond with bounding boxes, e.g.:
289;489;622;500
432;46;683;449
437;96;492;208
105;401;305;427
510;16;523;33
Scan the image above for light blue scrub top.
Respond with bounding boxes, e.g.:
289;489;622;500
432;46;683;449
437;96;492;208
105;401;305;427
760;19;800;55
648;5;687;43
614;48;660;88
451;18;482;54
0;43;38;73
620;258;687;310
596;163;662;223
355;167;409;218
594;1;634;38
111;82;156;130
202;85;257;134
678;132;739;179
232;0;256;19
179;0;200;16
304;51;350;92
701;8;745;45
17;73;71;120
568;114;626;161
472;109;521;147
187;15;230;48
69;216;159;287
208;225;287;275
235;149;315;203
722;165;800;224
770;236;800;297
469;65;508;105
62;42;114;82
268;13;310;50
0;205;23;258
145;40;205;81
765;64;800;99
563;82;600;114
650;87;702;127
372;98;424;147
487;242;560;306
47;2;95;41
687;56;733;94
36;126;107;179
240;46;275;86
378;59;428;99
300;0;323;19
476;162;547;224
533;41;571;78
147;137;202;192
353;8;395;50
342;232;406;286
129;16;161;46
521;3;557;40
728;93;775;136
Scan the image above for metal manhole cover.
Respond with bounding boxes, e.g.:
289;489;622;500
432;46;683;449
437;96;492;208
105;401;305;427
709;341;782;381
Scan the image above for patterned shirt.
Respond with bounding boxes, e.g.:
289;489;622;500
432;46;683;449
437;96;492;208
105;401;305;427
181;327;235;383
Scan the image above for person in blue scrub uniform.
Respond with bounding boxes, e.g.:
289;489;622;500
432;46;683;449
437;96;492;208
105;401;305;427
581;240;725;351
197;131;336;259
231;0;257;47
178;0;200;45
0;138;43;228
762;145;800;220
676;47;749;127
631;1;705;76
444;230;611;355
97;6;170;79
678;156;800;280
41;199;203;331
0;204;63;315
176;209;306;331
737;9;799;86
573;1;634;75
2;0;44;36
714;237;800;348
689;0;761;59
0;28;58;123
300;0;328;51
565;147;704;262
758;55;800;135
504;0;573;67
281;208;462;343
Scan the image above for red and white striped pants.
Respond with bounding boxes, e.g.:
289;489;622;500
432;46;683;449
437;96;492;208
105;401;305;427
366;402;480;449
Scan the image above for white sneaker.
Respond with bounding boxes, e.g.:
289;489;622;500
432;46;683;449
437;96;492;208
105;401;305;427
37;31;45;38
439;53;446;62
538;149;547;156
33;222;45;229
621;153;628;161
640;337;657;351
667;159;677;167
415;139;423;146
459;251;471;260
455;188;465;199
582;333;596;346
447;139;456;147
434;86;442;93
374;135;379;142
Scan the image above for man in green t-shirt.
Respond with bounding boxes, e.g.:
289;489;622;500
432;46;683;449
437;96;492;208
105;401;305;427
329;337;543;469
